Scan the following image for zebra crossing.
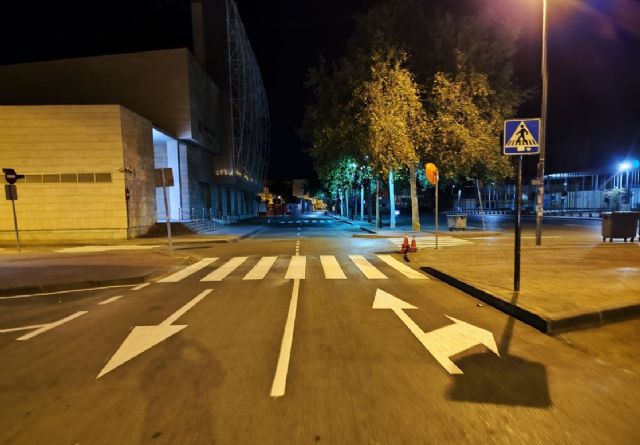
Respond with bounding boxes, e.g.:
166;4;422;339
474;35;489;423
158;254;428;283
277;219;335;224
388;236;473;249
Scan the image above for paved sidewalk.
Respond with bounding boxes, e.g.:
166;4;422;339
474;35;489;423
333;212;640;333
0;225;264;296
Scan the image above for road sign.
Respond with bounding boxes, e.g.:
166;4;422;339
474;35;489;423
154;168;174;187
503;119;541;155
425;163;438;185
3;168;25;185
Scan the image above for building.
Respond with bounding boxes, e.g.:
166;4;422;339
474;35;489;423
0;0;268;241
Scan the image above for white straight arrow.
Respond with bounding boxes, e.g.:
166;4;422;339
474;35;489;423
97;289;212;378
372;289;500;374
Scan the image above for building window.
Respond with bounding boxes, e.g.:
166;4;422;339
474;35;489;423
21;173;112;184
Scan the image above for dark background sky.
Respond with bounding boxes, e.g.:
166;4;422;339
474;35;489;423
1;0;639;179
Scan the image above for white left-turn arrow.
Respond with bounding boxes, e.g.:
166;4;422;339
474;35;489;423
373;289;500;374
97;289;212;378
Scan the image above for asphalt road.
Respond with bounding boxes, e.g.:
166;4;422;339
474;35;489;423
1;212;638;444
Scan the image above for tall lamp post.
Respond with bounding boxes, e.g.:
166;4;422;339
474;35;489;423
535;0;549;246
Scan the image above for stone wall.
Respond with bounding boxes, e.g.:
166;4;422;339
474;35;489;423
0;105;154;241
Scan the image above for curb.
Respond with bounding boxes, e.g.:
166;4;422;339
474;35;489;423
421;266;548;333
0;274;152;298
0;256;192;298
421;266;640;334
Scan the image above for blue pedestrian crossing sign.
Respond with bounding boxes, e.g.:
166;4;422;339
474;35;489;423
503;119;541;155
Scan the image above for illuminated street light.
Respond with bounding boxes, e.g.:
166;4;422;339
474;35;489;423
618;161;632;172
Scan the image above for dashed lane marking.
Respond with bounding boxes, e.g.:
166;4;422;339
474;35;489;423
98;295;124;305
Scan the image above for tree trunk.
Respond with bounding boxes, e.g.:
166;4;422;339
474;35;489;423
367;180;373;223
375;179;381;229
360;184;364;221
344;187;350;219
388;170;396;228
476;178;486;231
410;165;420;232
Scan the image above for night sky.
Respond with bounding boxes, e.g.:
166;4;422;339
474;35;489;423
2;0;639;179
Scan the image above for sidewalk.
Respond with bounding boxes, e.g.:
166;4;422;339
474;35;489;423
0;225;264;297
333;212;640;333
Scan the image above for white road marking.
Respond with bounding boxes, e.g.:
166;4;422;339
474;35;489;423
243;256;278;280
56;245;158;253
98;289;212;378
349;255;387;279
0;284;136;300
201;257;248;281
522;235;562;239
15;311;89;341
376;255;428;280
98;295;123;305
388;237;472;249
0;324;45;333
131;283;150;291
320;255;347;279
158;258;218;282
312;220;317;223
372;289;499;374
285;256;306;279
271;278;300;397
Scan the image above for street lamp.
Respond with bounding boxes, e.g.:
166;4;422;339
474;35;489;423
535;0;549;246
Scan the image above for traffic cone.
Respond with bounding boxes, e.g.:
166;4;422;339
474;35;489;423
401;233;409;254
410;235;417;253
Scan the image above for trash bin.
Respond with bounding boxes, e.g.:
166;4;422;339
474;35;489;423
447;214;467;231
601;211;640;242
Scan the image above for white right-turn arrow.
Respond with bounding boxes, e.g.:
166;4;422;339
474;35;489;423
373;289;500;374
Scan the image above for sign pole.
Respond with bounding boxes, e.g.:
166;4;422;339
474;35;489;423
435;172;439;250
514;156;523;291
160;169;173;255
10;195;21;252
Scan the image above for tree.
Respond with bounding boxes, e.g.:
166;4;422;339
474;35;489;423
355;49;429;229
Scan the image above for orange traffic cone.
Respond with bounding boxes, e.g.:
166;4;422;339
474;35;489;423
410;235;417;253
401;233;409;254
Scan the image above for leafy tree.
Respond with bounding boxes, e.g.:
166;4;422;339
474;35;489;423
355;49;429;229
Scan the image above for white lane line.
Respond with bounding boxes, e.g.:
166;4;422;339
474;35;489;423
312;220;317;223
376;255;428;280
349;255;387;279
522;236;562;239
296;220;301;224
98;295;124;305
16;311;89;341
0;324;45;333
158;258;218;283
243;256;278;280
201;257;248;281
285;256;306;279
131;283;150;291
56;245;158;253
320;255;347;279
271;278;300;397
288;221;294;224
0;284;136;300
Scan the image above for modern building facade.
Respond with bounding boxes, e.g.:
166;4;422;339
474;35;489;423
0;0;268;241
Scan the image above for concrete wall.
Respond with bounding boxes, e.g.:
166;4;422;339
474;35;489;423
120;107;156;238
0;49;219;155
0;105;154;241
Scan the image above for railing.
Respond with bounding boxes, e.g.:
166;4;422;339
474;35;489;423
176;208;231;233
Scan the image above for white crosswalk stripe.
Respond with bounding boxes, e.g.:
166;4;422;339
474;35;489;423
158;255;430;283
243;256;278;280
388;236;472;249
320;255;347;279
376;255;428;280
285;256;306;279
158;258;218;282
349;255;388;279
202;257;248;281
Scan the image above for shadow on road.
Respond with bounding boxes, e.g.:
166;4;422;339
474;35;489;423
447;292;552;407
